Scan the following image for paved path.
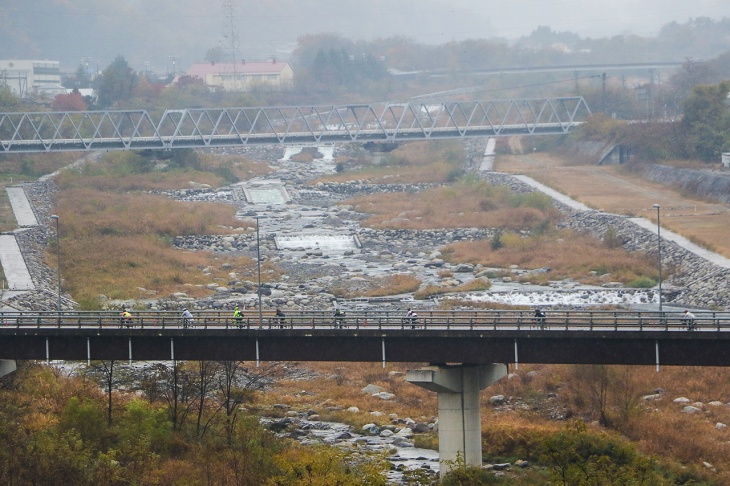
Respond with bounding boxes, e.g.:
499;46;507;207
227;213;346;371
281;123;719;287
0;233;35;290
512;174;593;211
0;186;37;294
512;174;730;269
6;187;38;227
630;217;730;269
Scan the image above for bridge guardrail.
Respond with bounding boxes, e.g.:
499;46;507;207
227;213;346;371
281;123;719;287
0;310;728;332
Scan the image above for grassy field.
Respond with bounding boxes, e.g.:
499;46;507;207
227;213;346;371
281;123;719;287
496;152;730;258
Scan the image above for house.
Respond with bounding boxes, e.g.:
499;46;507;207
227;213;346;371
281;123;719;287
0;60;62;98
186;60;293;92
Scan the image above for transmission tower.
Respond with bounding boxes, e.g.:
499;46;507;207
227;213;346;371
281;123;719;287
222;0;240;91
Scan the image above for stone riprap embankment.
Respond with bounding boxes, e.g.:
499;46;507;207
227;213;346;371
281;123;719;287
640;164;730;204
0;179;75;311
559;211;730;309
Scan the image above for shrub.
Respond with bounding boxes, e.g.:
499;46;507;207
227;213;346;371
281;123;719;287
602;226;624;249
490;229;503;250
627;276;657;288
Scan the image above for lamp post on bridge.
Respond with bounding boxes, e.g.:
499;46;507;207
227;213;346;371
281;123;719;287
51;215;61;312
256;217;262;326
653;204;662;312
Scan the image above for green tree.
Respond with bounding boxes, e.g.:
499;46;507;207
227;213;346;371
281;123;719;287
681;81;730;161
0;85;20;110
26;430;97;485
116;399;172;455
541;421;667;485
204;46;226;63
58;396;109;449
75;63;91;89
96;55;138;108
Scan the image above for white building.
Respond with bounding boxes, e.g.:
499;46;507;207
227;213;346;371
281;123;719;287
0;60;63;98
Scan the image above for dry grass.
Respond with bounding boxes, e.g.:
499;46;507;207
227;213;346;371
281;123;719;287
255;361;437;429
0;182;17;234
329;274;422;299
57;152;270;191
413;278;491;300
313;140;465;184
496;151;730;259
362;274;421;297
52;172;258;307
442;228;658;285
0;152;78;179
346;179;561;231
482;363;730;482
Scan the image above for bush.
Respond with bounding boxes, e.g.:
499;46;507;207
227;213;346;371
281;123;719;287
627;276;657;288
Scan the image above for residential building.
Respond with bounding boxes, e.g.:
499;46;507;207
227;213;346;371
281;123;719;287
186;60;293;92
0;60;64;98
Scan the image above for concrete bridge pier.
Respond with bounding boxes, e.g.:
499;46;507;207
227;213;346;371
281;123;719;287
406;363;507;475
0;359;17;378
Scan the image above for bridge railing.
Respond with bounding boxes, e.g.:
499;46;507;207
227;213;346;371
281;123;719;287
0;98;590;153
0;309;728;331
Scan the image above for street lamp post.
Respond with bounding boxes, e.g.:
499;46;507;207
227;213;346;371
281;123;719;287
653;204;662;312
256;217;262;326
51;215;61;312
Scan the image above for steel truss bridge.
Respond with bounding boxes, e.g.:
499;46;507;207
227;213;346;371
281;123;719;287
2;309;730;367
0;97;590;153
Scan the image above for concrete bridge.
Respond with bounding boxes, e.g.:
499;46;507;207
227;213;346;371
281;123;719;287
1;308;728;474
0;97;590;153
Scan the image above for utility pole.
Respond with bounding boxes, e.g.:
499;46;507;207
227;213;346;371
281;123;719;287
222;0;240;91
168;56;179;78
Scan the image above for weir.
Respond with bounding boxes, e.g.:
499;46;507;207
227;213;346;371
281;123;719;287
275;234;360;251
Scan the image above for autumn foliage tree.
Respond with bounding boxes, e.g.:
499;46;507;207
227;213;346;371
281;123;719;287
52;90;88;111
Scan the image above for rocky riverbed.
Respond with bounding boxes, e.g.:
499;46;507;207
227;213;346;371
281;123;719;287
4;140;730;313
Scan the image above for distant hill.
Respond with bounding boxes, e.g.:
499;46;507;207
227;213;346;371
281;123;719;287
0;0;490;74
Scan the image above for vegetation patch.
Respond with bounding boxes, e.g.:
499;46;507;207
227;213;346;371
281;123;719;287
51;152;267;307
442;228;659;287
314;140;466;184
414;278;492;300
347;177;561;231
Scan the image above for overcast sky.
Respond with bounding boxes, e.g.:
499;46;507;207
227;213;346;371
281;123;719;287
4;0;730;72
447;0;730;39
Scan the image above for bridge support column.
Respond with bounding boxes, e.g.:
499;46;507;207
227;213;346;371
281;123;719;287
406;363;507;475
0;359;17;378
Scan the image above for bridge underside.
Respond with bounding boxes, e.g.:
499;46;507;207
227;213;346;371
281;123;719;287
1;330;729;366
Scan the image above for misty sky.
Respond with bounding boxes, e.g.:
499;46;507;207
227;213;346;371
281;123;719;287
448;0;730;39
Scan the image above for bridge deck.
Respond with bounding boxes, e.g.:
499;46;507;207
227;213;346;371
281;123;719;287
0;98;590;153
1;310;728;366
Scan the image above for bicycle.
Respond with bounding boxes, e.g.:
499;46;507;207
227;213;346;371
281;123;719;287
333;311;346;329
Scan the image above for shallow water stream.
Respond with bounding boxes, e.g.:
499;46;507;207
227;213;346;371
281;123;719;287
263;418;440;484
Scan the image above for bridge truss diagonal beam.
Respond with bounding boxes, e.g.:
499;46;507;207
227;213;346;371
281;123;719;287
0;97;591;153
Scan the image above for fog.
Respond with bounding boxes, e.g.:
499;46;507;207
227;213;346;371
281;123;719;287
2;0;730;73
448;0;730;39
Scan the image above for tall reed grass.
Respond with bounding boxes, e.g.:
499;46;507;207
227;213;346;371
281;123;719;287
51;158;260;308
